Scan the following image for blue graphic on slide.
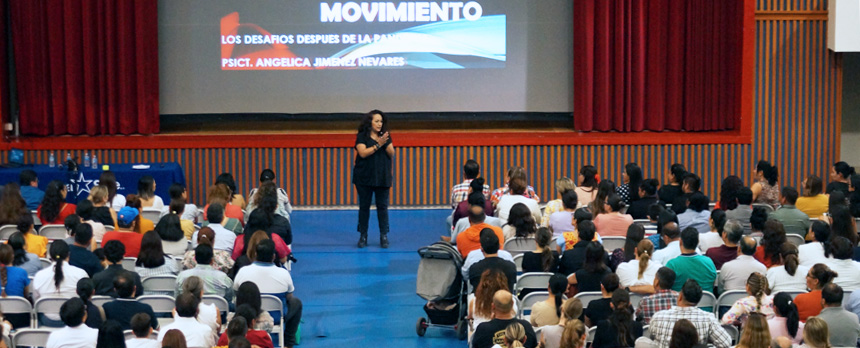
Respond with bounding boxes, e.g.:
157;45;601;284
329;15;505;69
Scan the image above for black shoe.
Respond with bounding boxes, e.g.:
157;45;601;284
358;233;368;248
380;234;389;248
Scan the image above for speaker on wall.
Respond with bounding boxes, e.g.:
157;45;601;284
828;0;860;52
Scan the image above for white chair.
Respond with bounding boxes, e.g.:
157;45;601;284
573;291;603;308
715;290;747;318
0;296;33;328
629;292;645;310
844;291;853;308
31;211;42;226
13;328;54;347
751;203;775;213
0;225;18;240
34;297;69;328
504;237;536;256
38;225;68;240
39;258;51;269
601;236;627;252
142;275;178;294
91;295;113;307
515;272;554;294
586;326;596;344
121;257;137;272
513;254;524;273
123;329;158;341
517;291;549;320
202;295;229;316
139;295;177;327
699;291;718;311
781;290;808;299
722;324;740;345
786;234;805;246
642;325;650;339
261;295;285;348
141;208;163;225
104;225;114;231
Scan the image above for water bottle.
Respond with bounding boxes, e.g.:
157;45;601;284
65;152;71;162
83;152;90;167
48;152;56;168
91;155;98;169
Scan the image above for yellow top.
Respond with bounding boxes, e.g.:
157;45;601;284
180;219;196;240
796;194;829;219
22;232;48;258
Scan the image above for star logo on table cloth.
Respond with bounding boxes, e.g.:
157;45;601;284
75;172;94;197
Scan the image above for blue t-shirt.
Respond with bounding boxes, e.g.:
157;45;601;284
20;186;44;211
0;266;30;297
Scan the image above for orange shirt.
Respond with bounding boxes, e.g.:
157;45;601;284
456;223;504;258
101;230;143;257
795;290;823;321
36;204;77;225
203;203;245;225
135;217;155;234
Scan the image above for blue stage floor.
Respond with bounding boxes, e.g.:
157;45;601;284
290;208;463;347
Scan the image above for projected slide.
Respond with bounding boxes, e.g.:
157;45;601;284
220;1;506;70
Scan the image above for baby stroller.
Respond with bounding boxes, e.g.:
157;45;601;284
415;241;468;340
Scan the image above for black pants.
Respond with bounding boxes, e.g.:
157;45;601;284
283;295;303;347
355;184;390;235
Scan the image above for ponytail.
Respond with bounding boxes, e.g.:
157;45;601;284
549;274;568;319
50;240;70;291
780;243;800;276
609;289;634;347
0;266;7;298
774;292;800;337
536;228;554;272
502;322;526;348
560;319;587;348
0;244;13;298
637;239;654;279
747;273;768;311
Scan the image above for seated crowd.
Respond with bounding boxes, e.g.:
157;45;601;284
444;159;860;348
0;169;301;348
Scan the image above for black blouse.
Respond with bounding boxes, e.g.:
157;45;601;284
352;131;393;187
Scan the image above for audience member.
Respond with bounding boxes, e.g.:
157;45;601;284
168;199;195;238
635;267;678;324
449;182;495;240
665;318;707;348
529;274;567;327
801;317;831;348
671;173;701;214
0;244;27;298
215;173;245;210
541;177;576;227
229;230;272;279
104;272;158;331
135;231;180;287
575;165;599;206
589;180;617;216
456;206;504;258
467;229;517;292
754;220;786;268
182;227;235;273
538;298;583;348
850;173;860;218
77;199;108;240
497;177;542;226
627;179;660;220
249;169;295;220
88;185;117;229
154;214;189;256
828;204;858;246
816;283;860;347
617;239;660;294
521;227;558;273
583;274;620;327
718;236;766;293
799;220;831;267
720;272;774;325
68;223;103;277
200;199;243;235
559;319;587;348
233;209;291;263
568;242;611;293
15;213;47;257
491;167;540;206
502;203;538;240
101;207;144;257
642;279;731;348
766;243;808;292
768;292;804;344
204;183;245;223
217;316;248;348
658;164;686;206
96;320;126;348
827;236;860;290
468;269;516;340
698;209;727;253
705;220;743;270
246;182;292;244
725;187;754;233
593;193;633;237
161;329;188;348
592;288;643;348
33;240;88;324
796;175;828;219
19;170;44;210
178;276;221;333
45;298;98;348
555;210;596;254
217;305;274;348
651;223;682;266
677;192;711;234
157;292;215;347
666;227;716;292
175;244;234;302
749;206;769;237
648;209;678;249
126;313;159;348
38;180;76;225
136;175;164;210
93;240;143;297
160;183;199;222
751;160;780;207
8;232;42;275
734;312;771;348
471;290;537;348
616;163;643;204
0;183;26;227
795;264;838;321
828;161;855;194
448;161;488;227
74;278;105;330
125;194;155;234
97;172;125;211
620;224;646;263
226;282;275;334
769;186;810;238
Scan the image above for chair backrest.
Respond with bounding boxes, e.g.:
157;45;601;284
504;237;536;256
91;295;113;307
782;290;808;300
629;292;645;310
716;290;749;314
0;296;33;315
124;329;159;341
38;224;68;240
138;295;177;315
698;291;718;310
34;297;70;328
573;291;604;308
515;272;554;292
260;294;285;347
31;211;42;226
722;324;740;345
121;257;137;272
517;291;549;319
513;254;524;273
39;258;52;269
633;220;658;234
586;326;597;343
142;275;178;294
104;225;114;231
844;291;853;308
201;295;229;315
13;329;54;347
786;234;805;247
642;325;650;339
0;225;18;240
141;208;162;225
601;236;627;252
751;203;775;213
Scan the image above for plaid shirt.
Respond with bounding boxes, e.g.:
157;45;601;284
649;306;732;348
490;184;540;205
635;289;679;324
450;179;490;208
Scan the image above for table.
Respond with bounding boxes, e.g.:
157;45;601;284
0;163;185;204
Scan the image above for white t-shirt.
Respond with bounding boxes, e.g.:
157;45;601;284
651;240;683;265
160;204;199;222
46;325;98;348
616;259;663;288
157;316;215;348
496;194;542;225
233;262;295;294
798;242;828;267
698;232;724;253
125;338;160;348
145;196;165;210
767;264;810;293
110;194;127;212
33;262;89;320
172;302;219;333
829;259;860;291
192;223;236;253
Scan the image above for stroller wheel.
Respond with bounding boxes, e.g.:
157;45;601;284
416;317;427;336
456;319;468;340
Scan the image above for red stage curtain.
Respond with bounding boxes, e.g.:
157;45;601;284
9;0;159;136
0;0;10;128
573;0;742;132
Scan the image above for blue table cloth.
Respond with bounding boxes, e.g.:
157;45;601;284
0;163;185;204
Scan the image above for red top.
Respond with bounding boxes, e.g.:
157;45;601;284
217;329;273;348
795;290;823;322
101;231;143;257
203;203;245;225
36;203;77;225
231;233;291;260
753;246;776;268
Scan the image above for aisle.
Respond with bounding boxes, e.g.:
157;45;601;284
289;209;463;347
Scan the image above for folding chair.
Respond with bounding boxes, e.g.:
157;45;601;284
517;291;549;320
716;290;747;318
0;225;18;240
781;290;808;300
0;296;33;329
34;297;69;328
629;292;645;310
751;203;775;213
786;234;805;246
38;225;68;240
573;291;603;308
124;329;158;341
699;291;718;312
39;258;52;269
13;328;54;347
515;272;554;295
141;208;163;225
138;295;177;328
261;295;285;348
513;254;524;273
722;324;740;345
642;325;650;339
121;257;137;272
91;295;113;307
600;236;627;252
31;211;42;226
142;275;178;295
586;326;596;344
202;295;230;317
844;291;853;308
504;237;536;257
